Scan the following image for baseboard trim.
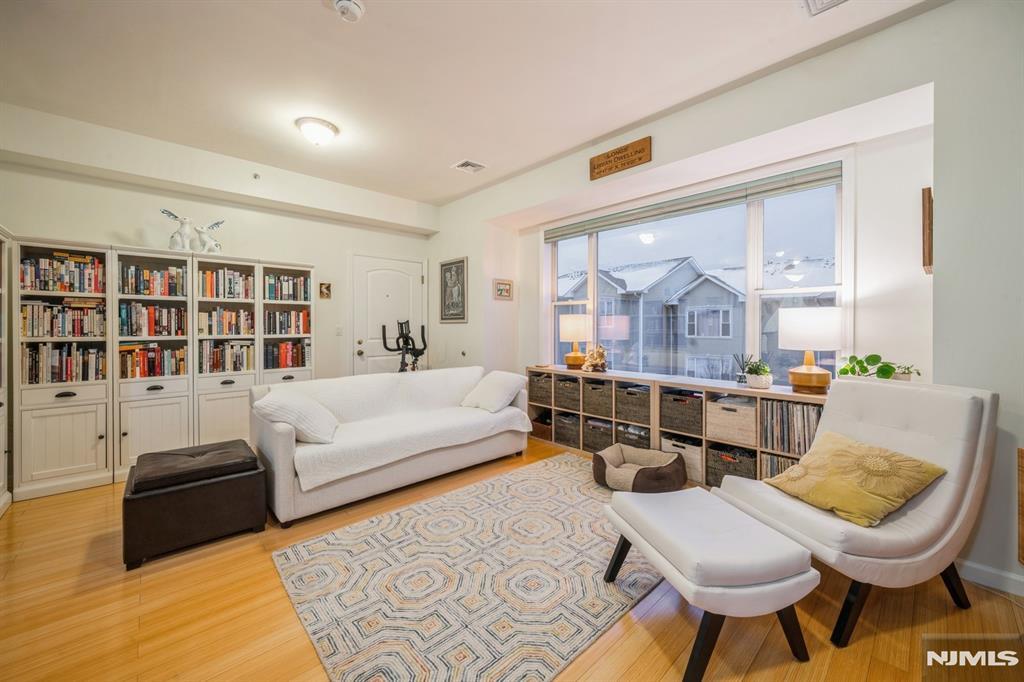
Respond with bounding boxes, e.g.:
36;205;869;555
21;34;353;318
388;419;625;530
957;558;1024;597
0;490;12;518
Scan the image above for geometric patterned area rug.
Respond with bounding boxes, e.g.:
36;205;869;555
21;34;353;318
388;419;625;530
273;453;661;681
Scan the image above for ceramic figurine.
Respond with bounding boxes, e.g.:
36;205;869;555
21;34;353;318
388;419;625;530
581;344;608;372
194;220;225;254
161;209;195;252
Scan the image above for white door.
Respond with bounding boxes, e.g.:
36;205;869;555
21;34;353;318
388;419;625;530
21;404;107;481
352;255;425;374
119;397;190;468
197;391;251;445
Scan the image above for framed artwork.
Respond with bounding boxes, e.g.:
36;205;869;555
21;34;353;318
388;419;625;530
440;257;468;324
493;278;513;301
319;282;332;299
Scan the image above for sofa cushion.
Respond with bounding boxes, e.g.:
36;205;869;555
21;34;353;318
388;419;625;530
717;474;948;559
610;488;811;587
292;405;531;491
130;439;257;493
461;371;526;413
253;388;338;443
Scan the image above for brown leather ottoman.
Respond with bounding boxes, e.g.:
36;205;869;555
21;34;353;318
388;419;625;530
123;439;266;570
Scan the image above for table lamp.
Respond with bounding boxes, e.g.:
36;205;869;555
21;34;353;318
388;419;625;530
559;314;590;369
779;306;841;394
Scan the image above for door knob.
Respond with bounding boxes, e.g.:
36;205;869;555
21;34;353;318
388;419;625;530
357;350;364;356
357;339;363;345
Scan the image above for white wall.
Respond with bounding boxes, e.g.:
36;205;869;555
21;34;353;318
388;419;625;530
430;1;1024;594
0;164;429;380
854;126;934;381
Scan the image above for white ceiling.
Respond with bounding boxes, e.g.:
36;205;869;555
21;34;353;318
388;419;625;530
0;0;924;205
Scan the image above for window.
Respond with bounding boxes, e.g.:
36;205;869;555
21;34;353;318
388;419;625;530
549;161;844;381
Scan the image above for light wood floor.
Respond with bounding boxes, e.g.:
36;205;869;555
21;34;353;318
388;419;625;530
2;438;1022;681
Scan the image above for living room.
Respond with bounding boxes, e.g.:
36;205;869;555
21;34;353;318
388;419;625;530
1;0;1022;680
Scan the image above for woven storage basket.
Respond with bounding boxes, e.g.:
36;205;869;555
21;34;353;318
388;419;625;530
615;382;651;424
660;389;703;435
553;375;581;411
661;435;704;485
553;412;580;448
581;378;613;417
615;423;651;449
528;372;553;405
704;444;756;487
531;418;552;441
706;396;757;447
582;418;614;453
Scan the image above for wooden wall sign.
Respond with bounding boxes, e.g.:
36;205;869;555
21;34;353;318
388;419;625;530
922;187;933;274
590;136;652;181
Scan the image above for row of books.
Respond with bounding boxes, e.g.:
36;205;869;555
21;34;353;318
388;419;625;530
761;453;799;478
119;264;187;297
197;268;255;300
118;343;188;379
198;339;255;374
760;399;823;456
21;254;105;293
22;343;106;384
264;309;310;335
21;300;106;338
264;339;311;369
197;308;255;337
118;302;188;337
264;274;309;302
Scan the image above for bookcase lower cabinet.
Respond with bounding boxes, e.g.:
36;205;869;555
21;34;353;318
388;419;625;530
115;378;192;478
16;401;110;500
195;374;255;445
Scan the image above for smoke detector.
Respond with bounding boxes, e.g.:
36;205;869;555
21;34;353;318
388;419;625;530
451;159;487;175
803;0;849;16
333;0;365;22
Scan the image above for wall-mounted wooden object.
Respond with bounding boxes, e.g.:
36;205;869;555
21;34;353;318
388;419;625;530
922;187;933;274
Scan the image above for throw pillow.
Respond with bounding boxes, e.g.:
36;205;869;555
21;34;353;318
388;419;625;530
764;431;946;527
460;370;527;413
253;389;338;444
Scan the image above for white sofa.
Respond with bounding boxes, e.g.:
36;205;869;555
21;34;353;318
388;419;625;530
713;377;998;646
250;366;531;525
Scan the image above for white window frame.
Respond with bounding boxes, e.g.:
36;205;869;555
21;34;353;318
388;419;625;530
685;306;733;339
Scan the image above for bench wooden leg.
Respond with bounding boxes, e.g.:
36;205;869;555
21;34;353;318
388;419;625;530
776;605;809;661
603;535;632;583
940;563;971;609
831;579;872;647
684;611;726;682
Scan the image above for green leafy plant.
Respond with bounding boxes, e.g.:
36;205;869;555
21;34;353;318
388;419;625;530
895;364;922;376
743;358;771;376
838;354;897;379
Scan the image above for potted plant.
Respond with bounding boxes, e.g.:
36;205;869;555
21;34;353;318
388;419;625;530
893;363;922;381
743;358;773;389
837;354;913;380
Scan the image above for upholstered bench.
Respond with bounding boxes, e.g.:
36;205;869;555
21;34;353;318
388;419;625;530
603;488;819;681
122;439;266;570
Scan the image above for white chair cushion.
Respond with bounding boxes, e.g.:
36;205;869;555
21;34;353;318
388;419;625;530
461;371;527;412
609;488;811;587
252;388;338;444
716;475;945;559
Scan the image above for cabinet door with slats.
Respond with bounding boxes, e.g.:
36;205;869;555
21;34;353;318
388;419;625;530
119;397;190;468
197;391;250;445
21;404;107;481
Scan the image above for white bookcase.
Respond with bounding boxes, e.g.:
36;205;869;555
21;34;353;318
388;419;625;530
0;226;12;517
260;261;315;385
193;254;259;445
112;247;192;480
13;239;113;500
8;238;316;500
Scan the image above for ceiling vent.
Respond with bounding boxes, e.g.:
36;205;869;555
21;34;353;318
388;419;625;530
803;0;849;16
451;159;487;175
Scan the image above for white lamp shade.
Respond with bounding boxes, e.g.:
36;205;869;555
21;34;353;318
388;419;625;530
778;307;841;351
559;314;590;343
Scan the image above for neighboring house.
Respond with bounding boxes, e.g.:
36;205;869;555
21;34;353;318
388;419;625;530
559;257;746;377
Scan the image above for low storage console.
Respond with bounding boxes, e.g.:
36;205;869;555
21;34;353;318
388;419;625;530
526;365;826;484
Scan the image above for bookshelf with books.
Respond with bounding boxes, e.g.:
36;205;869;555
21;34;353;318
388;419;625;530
112;248;191;478
260;261;314;386
13;239;113;501
0;226;11;517
193;255;259;445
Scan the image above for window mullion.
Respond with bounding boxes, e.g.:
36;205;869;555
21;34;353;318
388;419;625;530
746;199;763;360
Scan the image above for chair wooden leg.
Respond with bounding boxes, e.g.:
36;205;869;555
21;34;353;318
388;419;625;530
683;611;726;682
940;563;971;609
776;605;809;661
830;579;872;647
603;535;632;583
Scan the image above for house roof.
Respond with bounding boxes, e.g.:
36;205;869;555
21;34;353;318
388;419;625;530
558;257;693;298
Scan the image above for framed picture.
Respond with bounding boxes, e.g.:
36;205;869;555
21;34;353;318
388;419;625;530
319;282;332;299
493;278;513;301
440;257;468;324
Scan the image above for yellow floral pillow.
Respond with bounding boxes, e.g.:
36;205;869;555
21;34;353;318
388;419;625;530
765;431;946;527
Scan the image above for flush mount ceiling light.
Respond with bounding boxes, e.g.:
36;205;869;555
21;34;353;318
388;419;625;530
295;117;339;146
638;232;656;245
